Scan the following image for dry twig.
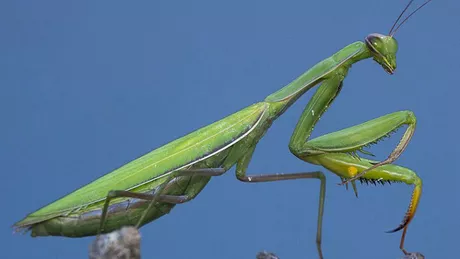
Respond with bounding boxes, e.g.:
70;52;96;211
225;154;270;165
89;228;424;259
89;227;141;259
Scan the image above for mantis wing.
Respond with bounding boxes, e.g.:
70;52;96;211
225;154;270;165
15;102;268;228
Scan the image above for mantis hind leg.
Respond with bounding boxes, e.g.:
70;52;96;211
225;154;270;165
97;189;192;234
98;168;227;234
235;145;327;259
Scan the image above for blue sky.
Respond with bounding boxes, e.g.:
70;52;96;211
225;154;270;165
2;0;458;258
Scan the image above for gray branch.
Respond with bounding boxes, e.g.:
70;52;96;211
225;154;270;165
403;252;425;259
88;228;425;259
256;251;425;259
89;227;141;259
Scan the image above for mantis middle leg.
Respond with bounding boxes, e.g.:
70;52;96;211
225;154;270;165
234;144;326;259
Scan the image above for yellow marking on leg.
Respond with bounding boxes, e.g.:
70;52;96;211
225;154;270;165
347;166;358;177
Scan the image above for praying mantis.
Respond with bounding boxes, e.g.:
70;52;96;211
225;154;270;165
14;0;432;258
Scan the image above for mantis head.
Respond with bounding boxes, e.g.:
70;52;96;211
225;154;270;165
365;0;432;75
365;34;398;74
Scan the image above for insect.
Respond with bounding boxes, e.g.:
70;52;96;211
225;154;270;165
14;0;431;258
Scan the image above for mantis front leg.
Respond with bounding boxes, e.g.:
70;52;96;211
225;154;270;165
288;76;422;255
288;76;416;181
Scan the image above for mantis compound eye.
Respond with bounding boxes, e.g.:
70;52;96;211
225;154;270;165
365;33;386;56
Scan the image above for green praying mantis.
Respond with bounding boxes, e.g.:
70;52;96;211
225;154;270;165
14;0;432;258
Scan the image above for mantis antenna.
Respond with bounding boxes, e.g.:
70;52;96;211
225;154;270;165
389;0;433;37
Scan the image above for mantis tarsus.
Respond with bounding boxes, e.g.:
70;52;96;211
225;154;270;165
14;1;432;258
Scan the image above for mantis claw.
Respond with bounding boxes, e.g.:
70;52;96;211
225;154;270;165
339;177;358;198
351;181;358;198
338;178;353;186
